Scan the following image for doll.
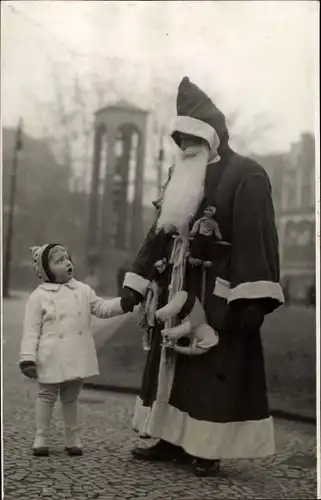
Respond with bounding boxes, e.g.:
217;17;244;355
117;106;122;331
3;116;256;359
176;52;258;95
189;205;222;266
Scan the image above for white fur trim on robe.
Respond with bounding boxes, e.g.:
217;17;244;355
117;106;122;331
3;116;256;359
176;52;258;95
228;280;285;304
133;397;275;460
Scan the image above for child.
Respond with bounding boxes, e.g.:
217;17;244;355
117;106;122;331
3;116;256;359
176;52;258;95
19;243;136;457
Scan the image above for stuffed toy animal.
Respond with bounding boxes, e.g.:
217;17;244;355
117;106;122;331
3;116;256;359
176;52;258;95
155;290;219;355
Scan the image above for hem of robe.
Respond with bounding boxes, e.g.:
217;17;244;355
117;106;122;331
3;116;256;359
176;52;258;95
133;396;275;460
228;280;284;304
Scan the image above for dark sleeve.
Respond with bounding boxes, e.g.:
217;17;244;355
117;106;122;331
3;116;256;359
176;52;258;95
228;170;284;314
122;167;173;296
132;223;170;279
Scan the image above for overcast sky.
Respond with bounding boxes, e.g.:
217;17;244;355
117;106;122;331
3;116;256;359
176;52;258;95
1;0;319;155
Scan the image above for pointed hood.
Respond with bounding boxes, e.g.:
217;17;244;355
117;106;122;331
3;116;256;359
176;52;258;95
30;243;65;282
170;77;229;150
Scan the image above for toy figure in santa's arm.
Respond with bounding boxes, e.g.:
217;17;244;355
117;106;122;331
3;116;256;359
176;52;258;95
121;76;284;477
156;289;219;355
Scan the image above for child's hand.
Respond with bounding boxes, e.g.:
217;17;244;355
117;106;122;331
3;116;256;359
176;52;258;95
20;361;37;379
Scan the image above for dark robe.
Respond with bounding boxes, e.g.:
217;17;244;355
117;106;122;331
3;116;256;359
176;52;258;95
123;146;284;460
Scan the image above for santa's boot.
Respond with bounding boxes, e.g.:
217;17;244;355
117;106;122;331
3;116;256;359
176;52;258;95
131;440;184;462
33;400;54;456
192;458;221;477
62;400;83;456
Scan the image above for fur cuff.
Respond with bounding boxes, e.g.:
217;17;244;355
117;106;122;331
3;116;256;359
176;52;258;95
228;281;285;304
19;353;37;364
123;272;150;297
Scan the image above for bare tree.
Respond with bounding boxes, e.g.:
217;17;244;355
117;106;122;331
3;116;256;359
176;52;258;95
27;56;273;199
26;55;126;193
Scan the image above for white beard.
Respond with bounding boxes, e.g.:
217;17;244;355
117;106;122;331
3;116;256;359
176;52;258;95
156;144;210;235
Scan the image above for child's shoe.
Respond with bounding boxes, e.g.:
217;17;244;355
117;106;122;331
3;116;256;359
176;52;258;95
33;431;49;456
32;401;53;457
64;432;83;456
65;445;83;457
62;400;83;457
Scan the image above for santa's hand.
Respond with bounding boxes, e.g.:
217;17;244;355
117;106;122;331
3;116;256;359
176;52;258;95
227;300;265;332
121;286;144;306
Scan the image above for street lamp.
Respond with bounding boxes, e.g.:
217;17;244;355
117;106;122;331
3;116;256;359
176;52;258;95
3;118;24;298
110;172;124;247
157;131;165;198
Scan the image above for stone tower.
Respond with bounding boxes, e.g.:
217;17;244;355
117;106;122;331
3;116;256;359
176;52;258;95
87;101;148;293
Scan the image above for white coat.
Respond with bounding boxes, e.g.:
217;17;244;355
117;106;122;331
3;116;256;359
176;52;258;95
20;279;125;383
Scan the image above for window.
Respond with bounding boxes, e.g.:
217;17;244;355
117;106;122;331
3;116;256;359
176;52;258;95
282;170;297;211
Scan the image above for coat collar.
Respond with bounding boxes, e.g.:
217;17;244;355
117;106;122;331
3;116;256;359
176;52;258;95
39;278;77;292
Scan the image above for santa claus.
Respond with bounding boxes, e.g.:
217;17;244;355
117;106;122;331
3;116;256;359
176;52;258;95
122;76;284;476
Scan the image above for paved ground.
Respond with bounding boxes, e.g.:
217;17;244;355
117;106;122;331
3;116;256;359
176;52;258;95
2;294;318;499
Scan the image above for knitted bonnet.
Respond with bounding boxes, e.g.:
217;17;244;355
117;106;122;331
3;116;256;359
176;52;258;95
30;243;65;282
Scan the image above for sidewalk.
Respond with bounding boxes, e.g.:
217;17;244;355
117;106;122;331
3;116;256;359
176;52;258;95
3;295;318;499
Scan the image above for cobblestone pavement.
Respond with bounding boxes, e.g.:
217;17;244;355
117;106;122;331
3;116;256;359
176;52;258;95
3;295;318;499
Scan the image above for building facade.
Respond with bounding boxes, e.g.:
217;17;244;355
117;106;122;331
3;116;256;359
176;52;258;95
278;133;315;303
257;133;315;304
